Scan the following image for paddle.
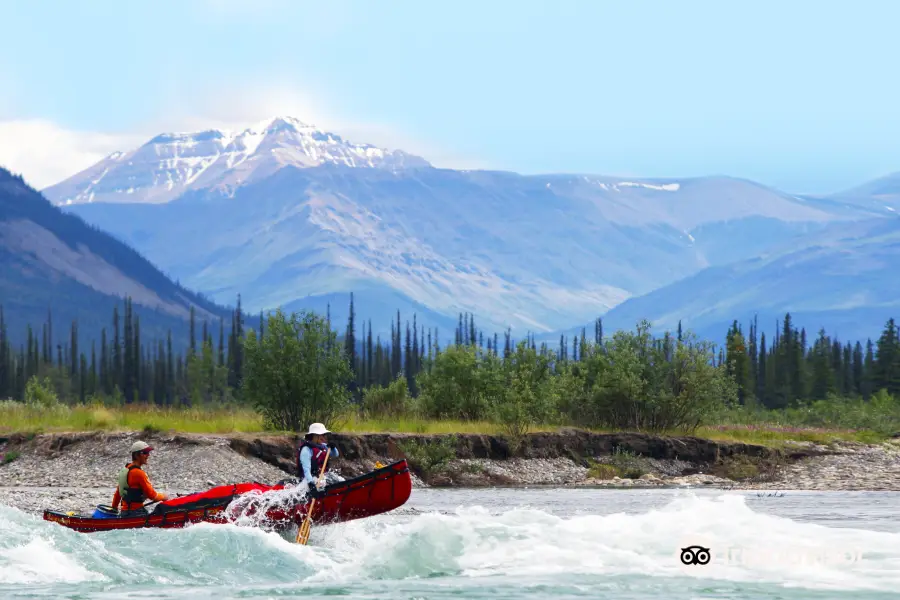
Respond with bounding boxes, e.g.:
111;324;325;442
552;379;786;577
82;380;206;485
295;451;330;545
142;492;189;510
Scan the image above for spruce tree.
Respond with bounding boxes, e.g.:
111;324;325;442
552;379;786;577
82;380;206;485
134;314;142;402
852;341;864;396
69;320;78;378
112;305;121;393
218;317;225;367
367;319;374;387
166;331;174;405
79;354;87;403
757;331;767;404
123;298;134;403
809;329;834;401
89;341;97;397
0;306;7;399
189;305;196;357
863;339;875;398
344;292;357;379
404;321;413;391
100;328;109;395
842;342;853;395
874;318;900;395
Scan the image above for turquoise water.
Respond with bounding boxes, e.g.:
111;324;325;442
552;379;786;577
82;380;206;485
3;488;900;598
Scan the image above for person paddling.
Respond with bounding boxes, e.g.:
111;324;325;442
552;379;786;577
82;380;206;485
297;423;342;496
111;441;168;516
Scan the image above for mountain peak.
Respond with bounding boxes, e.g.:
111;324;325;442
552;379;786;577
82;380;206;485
256;115;315;132
42;116;431;206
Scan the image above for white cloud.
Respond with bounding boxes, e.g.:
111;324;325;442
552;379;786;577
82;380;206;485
0;82;490;189
0;119;142;190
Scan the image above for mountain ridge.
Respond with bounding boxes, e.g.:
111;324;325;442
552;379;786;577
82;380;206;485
42;116;900;339
0;166;235;349
548;215;900;345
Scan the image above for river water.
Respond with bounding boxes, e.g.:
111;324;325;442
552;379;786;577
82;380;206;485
3;487;900;599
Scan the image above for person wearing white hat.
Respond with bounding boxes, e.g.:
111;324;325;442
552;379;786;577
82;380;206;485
111;440;168;515
296;423;342;495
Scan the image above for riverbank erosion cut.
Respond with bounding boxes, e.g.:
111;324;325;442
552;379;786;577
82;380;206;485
3;428;893;517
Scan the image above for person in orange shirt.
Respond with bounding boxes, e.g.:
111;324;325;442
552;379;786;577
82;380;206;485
111;440;168;516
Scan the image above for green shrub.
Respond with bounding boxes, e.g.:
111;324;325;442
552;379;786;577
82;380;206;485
25;376;61;409
608;447;649;478
415;346;495;421
397;435;458;478
587;462;621;479
242;309;352;432
716;455;760;480
460;462;485;474
583;322;737;433
491;341;556;452
362;376;411;419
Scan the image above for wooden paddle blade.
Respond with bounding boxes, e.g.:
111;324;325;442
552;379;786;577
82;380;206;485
296;498;316;545
295;450;330;544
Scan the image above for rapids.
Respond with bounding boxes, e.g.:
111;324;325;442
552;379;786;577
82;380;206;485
3;488;900;599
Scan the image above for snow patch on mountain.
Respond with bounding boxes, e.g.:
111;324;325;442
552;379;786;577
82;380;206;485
617;181;681;192
578;177;681;192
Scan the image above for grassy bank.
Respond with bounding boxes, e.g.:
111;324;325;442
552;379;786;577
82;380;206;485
0;399;884;447
0;400;266;434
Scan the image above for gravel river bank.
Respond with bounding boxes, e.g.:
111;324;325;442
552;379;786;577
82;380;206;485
2;430;900;515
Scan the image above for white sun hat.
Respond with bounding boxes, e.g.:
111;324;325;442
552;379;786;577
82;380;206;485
307;423;331;435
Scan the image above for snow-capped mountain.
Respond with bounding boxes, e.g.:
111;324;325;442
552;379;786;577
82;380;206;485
46;116;894;338
43;116;431;206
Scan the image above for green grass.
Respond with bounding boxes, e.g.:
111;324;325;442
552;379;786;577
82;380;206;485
691;424;883;446
0;399;889;447
0;400;265;434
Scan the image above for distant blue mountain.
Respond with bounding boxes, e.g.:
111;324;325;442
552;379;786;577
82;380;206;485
558;216;900;346
0;167;234;350
41;116;898;342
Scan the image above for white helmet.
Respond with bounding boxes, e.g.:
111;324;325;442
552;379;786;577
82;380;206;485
130;440;154;453
307;423;330;435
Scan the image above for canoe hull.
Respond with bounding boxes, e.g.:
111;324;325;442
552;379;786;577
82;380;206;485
42;459;412;533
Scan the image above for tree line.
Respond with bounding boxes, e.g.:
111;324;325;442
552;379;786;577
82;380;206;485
721;314;900;408
2;292;900;433
0;297;250;406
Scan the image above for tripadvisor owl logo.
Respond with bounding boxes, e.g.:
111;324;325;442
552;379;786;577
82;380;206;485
680;545;711;565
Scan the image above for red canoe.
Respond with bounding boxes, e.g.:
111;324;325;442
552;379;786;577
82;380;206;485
42;459;412;533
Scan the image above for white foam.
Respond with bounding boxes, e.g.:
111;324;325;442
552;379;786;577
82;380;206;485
3;492;899;593
224;483;312;529
0;537;105;584
296;493;900;592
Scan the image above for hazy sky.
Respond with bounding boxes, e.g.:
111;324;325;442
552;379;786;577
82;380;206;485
1;0;898;193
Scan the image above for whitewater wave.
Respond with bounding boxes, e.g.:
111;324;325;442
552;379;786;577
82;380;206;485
2;492;900;597
224;482;312;528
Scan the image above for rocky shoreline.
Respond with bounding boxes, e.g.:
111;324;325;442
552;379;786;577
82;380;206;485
2;430;899;516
